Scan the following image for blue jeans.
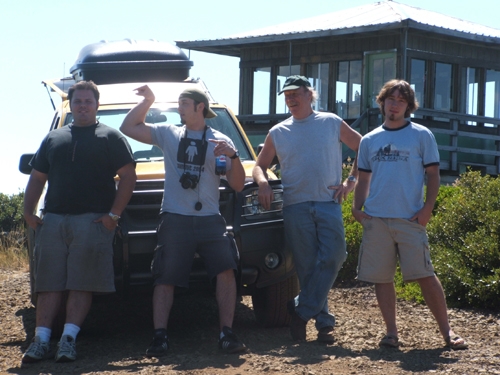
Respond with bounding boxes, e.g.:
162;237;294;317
283;201;347;330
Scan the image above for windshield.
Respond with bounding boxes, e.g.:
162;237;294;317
64;106;252;162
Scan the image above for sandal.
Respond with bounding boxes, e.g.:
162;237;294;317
379;334;399;348
445;335;468;350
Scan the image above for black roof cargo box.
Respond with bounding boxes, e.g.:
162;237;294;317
70;39;193;84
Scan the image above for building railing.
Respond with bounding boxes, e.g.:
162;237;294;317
237;108;500;176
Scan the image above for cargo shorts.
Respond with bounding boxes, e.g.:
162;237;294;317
357;217;435;283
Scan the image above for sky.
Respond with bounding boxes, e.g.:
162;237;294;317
1;0;499;195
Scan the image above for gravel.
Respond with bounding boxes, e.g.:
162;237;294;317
1;270;499;374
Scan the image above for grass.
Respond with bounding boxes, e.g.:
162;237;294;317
0;228;28;271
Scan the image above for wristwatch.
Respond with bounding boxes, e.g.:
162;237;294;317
347;175;357;183
109;212;120;221
230;150;240;159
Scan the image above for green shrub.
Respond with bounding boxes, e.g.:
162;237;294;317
0;192;25;232
427;170;500;309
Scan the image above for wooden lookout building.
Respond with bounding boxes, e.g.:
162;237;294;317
176;0;500;181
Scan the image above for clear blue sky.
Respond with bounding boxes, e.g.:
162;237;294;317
1;0;499;194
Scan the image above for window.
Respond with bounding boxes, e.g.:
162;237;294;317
485;69;500;127
410;59;426;109
306;63;329;111
461;67;481;125
336;60;362;119
434;62;453;112
253;67;271;115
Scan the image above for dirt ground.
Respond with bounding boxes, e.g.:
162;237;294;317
1;270;499;375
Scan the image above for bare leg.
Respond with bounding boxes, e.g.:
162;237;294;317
35;291;64;328
65;291;93;327
152;284;175;330
417;275;464;345
375;282;398;337
215;269;237;330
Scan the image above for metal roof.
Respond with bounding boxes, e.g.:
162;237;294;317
176;0;500;57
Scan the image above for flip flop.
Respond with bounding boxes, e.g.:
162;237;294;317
445;335;468;350
379;334;399;348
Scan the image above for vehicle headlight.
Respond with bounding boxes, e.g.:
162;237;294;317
264;252;280;269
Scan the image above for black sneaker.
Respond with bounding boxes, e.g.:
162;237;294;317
218;326;247;354
146;329;168;358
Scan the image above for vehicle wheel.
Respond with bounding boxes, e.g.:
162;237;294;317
251;274;299;328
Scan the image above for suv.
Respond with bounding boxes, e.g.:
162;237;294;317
19;40;298;328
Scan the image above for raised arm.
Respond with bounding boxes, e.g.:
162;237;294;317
120;85;156;144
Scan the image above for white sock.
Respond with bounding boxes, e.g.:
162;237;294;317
35;326;51;343
61;323;80;340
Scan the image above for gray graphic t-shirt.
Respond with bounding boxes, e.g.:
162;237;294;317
150;124;234;216
357;121;439;218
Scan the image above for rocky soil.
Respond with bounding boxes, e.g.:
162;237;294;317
1;270;499;375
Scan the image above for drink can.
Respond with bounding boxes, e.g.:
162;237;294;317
215;155;227;176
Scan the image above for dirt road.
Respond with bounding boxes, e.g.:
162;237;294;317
1;270;499;374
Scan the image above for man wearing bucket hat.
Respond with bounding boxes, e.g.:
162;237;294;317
121;85;246;356
253;75;361;343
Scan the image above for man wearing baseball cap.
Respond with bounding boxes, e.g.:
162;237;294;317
253;75;361;343
121;85;246;356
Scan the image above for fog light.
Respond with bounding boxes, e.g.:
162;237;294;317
264;253;280;269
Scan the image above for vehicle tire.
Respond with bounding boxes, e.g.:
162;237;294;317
251;274;299;328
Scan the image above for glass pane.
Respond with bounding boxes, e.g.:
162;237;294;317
463;67;480;125
276;65;300;114
349;61;362;118
410;59;425;109
253;67;271;114
65;107;252;162
434;63;453;111
372;59;384;106
306;63;329;111
486;69;500;127
336;61;362;118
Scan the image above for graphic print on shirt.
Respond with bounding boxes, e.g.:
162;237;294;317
177;137;207;173
372;143;409;162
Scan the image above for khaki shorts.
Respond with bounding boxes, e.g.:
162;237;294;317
357;217;435;283
34;213;115;293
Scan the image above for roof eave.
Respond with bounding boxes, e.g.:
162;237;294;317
176;20;500;57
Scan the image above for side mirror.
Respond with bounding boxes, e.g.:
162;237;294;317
19;154;34;175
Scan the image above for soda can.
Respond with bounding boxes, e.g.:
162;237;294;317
215;155;227;176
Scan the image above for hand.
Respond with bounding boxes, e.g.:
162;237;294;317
133;85;155;102
351;208;371;223
328;181;355;204
209;139;236;157
409;207;432;227
94;214;119;232
257;182;274;211
24;213;43;230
